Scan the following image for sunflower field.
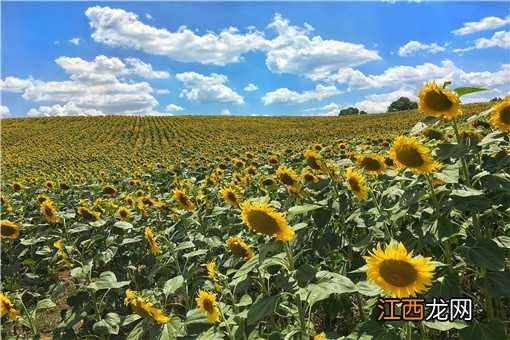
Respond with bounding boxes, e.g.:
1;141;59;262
1;83;509;339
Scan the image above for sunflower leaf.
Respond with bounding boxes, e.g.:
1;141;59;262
453;86;487;97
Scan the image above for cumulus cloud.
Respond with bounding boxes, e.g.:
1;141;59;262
155;89;170;95
398;41;446;56
454;31;510;53
69;37;80;45
304;102;341;116
452;16;510;35
354;88;417;113
86;6;267;65
165;104;183;112
176;72;244;104
244;83;258;92
262;84;340;105
0;105;10;116
264;14;381;80
221;109;232;115
124;58;170;79
2;55;163;116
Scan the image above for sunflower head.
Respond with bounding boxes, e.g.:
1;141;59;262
124;289;170;324
221;186;240;208
489;96;510;133
389;136;441;174
172;189;195;211
196;290;220;323
1;220;20;240
304;150;325;171
422;127;444;141
226;236;254;259
344;167;368;201
241;200;294;241
0;292;18;320
102;185;117;196
77;207;101;221
144;227;160;255
276;165;298;187
301;168;319;184
117;206;131;221
364;241;435;298
45;181;55;189
40;200;58;223
355;154;386;176
418;81;462;120
12;182;22;192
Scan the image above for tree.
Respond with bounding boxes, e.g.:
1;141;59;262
387;97;418;112
338;107;359;116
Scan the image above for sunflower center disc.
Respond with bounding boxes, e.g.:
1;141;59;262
1;226;16;236
500;106;510;124
424;91;453;111
203;298;214;313
396;148;424;168
348;177;361;192
361;158;382;171
280;173;294;186
379;260;418;287
247;210;279;235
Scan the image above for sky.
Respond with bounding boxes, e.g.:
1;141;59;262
1;1;509;117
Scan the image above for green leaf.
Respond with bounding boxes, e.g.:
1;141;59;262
287;204;322;217
163;276;184;297
295;263;318;286
35;298;56;310
235;294;252;307
481;270;510;297
453;86;487;97
182;249;207;259
460;320;506;340
87;271;130;290
113;221;133;230
185;308;208;325
436;143;469;160
301;271;356;306
355;281;382;297
247;295;277;326
126;320;144;340
423;320;467;331
459;240;505;271
442;81;452;88
233;254;259;279
70;261;93;280
93;312;120;335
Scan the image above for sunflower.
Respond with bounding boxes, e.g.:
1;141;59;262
260;177;277;187
241;200;294;241
117;206;131;221
206;260;222;291
268;154;279;165
422;127;444;141
40;200;58;223
54;239;72;268
1;220;20;240
389;136;441;174
172;189;195;211
196;290;220;323
345;167;369;201
102;185;117;196
301;168;319;184
356;154;386;176
124;289;170;324
12;182;22;192
418;81;462;120
125;195;135;207
45;180;55;189
364;242;435;298
489;96;510;132
304;150;326;172
221;186;241;208
144;227;160;255
226;236;254;259
276;165;301;193
0;292;18;320
77;206;101;221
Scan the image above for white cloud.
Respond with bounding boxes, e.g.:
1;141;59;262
2;55;162;116
27;102;105;117
452;16;510;36
354;88;417;113
221;109;231;115
265;14;381;80
304;102;341;116
262;84;340;105
145;13;153;20
86;6;267;65
124;58;170;79
155;89;170;95
454;31;510;53
165;104;183;112
69;37;80;45
176;72;244;104
398;41;446;56
244;83;258;92
0;105;10;116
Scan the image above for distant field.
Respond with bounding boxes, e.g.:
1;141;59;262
0;103;489;180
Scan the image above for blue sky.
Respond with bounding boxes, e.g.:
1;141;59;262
1;1;509;117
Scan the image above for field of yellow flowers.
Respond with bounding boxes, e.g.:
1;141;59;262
1;82;509;339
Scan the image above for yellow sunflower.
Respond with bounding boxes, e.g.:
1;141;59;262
54;239;72;268
40;200;58;223
345;167;369;201
418;81;462;120
196;290;220;323
11;182;22;192
206;260;222;291
77;206;101;221
221;186;241;208
117;206;131;221
300;168;319;184
304;150;326;172
0;220;20;240
144;227;160;255
364;242;435;298
226;236;254;259
124;289;170;324
276;165;301;193
241;200;294;241
489;96;510;132
172;188;195;211
0;292;18;320
356;154;386;176
389;136;441;174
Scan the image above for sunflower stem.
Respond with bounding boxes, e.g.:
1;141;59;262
369;186;392;240
218;303;234;340
284;241;307;334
